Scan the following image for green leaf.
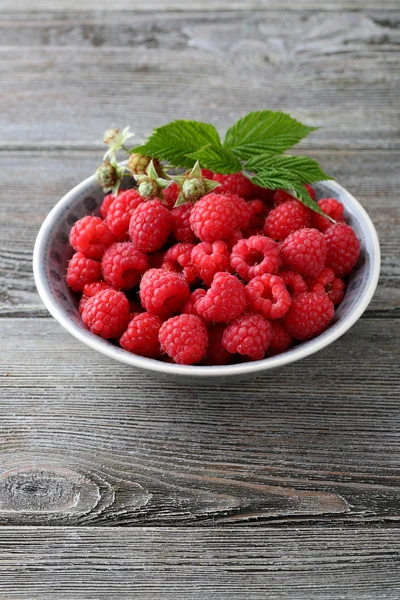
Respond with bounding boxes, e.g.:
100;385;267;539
186;144;242;174
132;120;221;169
250;170;329;218
224;111;318;160
245;153;332;184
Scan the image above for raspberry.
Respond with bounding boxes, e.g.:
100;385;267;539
191;240;230;285
213;172;254;200
201;324;231;365
284;291;334;340
107;189;143;240
280;228;327;277
225;230;243;251
279;270;308;296
246;274;291;319
159;314;208;365
230;236;281;281
162;243;197;284
311;198;345;232
306;267;345;305
264;200;311;241
69;216;116;260
127;153;154;176
195;273;246;323
222;193;252;231
189;193;237;242
139;268;190;319
120;312;162;358
247;199;270;231
79;281;113;313
269;320;293;354
325;223;360;277
181;288;209;321
274;184;316;207
82;289;130;339
222;314;272;360
66;252;102;292
129;199;173;253
171;202;197;243
201;168;215;179
100;192;116;219
163;181;179;209
102;242;149;289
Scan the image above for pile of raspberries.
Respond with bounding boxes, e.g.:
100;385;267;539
66;171;360;365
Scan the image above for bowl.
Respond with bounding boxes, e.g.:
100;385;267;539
33;174;380;383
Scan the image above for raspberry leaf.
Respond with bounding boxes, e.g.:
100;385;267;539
186;144;242;174
245;154;333;184
132;120;221;169
250;170;330;218
224;111;318;160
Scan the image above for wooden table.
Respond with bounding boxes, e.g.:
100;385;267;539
1;1;399;597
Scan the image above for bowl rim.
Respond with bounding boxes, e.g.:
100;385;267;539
33;175;381;378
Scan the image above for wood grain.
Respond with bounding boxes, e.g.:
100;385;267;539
0;316;399;526
0;527;399;599
0;10;398;149
1;149;398;316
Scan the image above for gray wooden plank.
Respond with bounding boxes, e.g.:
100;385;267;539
2;1;399;11
0;527;399;599
0;10;398;149
0;149;398;316
0;316;399;526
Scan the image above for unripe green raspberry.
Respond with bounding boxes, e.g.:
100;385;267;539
128;153;153;175
138;177;159;199
96;161;118;189
182;177;207;201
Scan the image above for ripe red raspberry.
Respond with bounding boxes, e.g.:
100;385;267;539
129;199;173;253
120;312;162;358
222;313;272;360
306;267;345;305
181;288;210;321
201;324;231;365
162;243;197;284
213;172;254;200
191;240;230;285
79;281;113;312
246;274;291;320
102;242;149;289
222;193;252;230
66;252;102;292
265;200;311;241
247;199;270;231
225;230;243;251
269;320;293;354
280;228;327;277
274;184;316;207
107;189;144;240
189;193;237;242
69;216;116;260
163;181;179;208
279;270;308;296
195;273;246;323
284;291;334;340
100;192;116;219
311;198;345;232
201;168;215;179
325;223;360;277
139;268;190;319
230;235;281;281
82;289;130;339
171;202;197;243
159;314;208;365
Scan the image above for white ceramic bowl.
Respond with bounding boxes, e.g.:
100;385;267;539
33;175;380;383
